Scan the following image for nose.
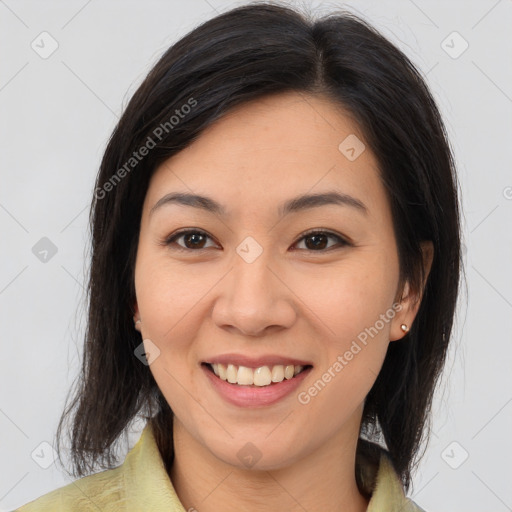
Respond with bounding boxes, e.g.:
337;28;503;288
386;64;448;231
211;251;297;337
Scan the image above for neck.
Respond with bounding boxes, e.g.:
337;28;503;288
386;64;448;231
169;417;369;512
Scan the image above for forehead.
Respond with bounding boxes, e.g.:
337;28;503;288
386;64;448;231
144;92;386;220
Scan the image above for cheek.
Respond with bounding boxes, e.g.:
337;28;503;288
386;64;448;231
135;254;213;342
292;256;397;344
292;257;397;403
295;287;393;435
134;254;222;409
135;258;203;412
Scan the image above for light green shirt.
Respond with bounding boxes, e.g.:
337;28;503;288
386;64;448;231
15;423;425;511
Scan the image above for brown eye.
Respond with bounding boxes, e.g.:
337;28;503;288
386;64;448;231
293;230;349;251
163;228;350;252
182;232;207;249
165;230;217;251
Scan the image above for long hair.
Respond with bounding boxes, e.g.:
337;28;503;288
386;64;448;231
55;1;463;494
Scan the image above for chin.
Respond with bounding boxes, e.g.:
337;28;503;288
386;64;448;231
204;432;306;472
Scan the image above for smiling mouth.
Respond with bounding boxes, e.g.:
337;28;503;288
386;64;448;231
202;362;312;387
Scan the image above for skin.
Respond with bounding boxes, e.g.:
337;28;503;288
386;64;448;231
133;91;433;512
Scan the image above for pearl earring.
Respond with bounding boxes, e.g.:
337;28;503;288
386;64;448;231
400;324;409;333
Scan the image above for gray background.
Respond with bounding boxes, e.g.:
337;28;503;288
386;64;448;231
1;0;511;510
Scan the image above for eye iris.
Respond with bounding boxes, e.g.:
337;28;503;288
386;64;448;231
184;232;206;249
305;233;328;250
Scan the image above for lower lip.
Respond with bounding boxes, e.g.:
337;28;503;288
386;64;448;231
202;364;312;407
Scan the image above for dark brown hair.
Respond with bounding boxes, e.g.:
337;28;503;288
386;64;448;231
55;1;464;494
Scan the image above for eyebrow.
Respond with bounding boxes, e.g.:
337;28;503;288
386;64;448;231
149;190;368;218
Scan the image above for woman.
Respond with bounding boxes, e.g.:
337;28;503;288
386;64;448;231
16;2;462;511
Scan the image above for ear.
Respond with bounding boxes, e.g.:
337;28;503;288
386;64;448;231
390;241;434;341
133;302;142;333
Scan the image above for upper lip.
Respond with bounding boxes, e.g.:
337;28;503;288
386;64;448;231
204;353;313;368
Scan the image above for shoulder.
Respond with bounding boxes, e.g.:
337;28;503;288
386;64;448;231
362;445;428;512
15;465;125;511
406;498;428;512
14;422;187;512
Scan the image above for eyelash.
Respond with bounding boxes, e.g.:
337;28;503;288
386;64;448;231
161;228;351;253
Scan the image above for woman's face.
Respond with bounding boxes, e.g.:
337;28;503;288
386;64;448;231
134;91;421;470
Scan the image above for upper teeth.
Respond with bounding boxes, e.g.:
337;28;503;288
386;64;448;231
210;363;305;387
